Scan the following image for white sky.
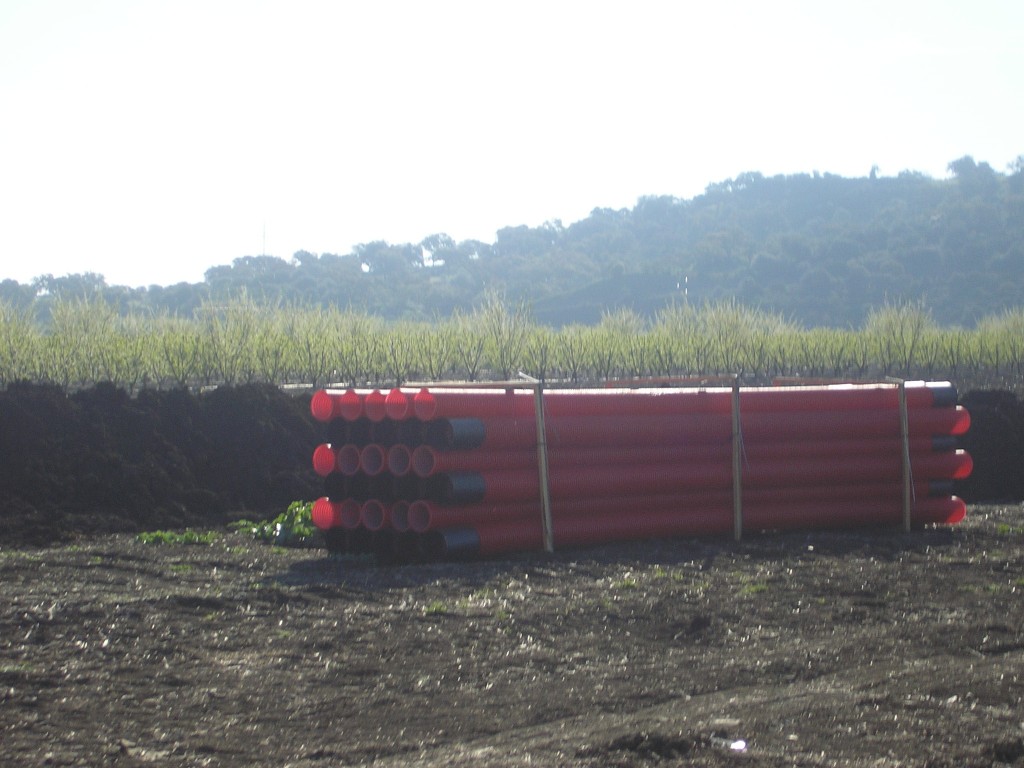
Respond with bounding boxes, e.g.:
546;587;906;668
1;0;1021;288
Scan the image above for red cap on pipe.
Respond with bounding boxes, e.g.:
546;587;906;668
364;390;388;422
310;391;337;422
337;389;363;421
412;388;437;420
952;449;973;480
311;497;343;530
413;388;530;421
312;444;338;476
385;389;412;420
944;497;967;524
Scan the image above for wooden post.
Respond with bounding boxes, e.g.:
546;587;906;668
896;379;912;532
514;376;555;554
732;376;743;541
886;376;913;532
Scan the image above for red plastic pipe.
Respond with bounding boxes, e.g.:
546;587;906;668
310;390;338;422
364;389;388;422
424;406;969;452
335;443;362;476
384;388;418;420
312;497;344;530
407;499;541;532
310;388;364;422
436;450;971;504
335;498;362;529
427;495;966;557
358;444;387;476
387;444;413;476
360;499;390;531
410;435;959;479
411;382;957;421
542;381;958;415
407;479;956;533
312;444;338;476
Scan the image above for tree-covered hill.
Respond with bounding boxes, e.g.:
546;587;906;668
4;155;1021;328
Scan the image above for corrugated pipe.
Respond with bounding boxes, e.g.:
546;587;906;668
408;435;960;479
335;444;362;476
434;451;972;505
310;388;364;422
390;500;412;532
360;499;390;531
419;406;969;453
405;479;956;533
358;444;387;476
409;381;958;421
423;494;966;558
364;389;388;422
312;444;338;477
387;444;413;476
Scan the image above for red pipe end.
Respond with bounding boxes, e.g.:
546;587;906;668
312;444;337;476
310;391;337;422
336;389;363;421
953;450;974;480
361;499;389;531
411;445;438;478
407;500;432;533
335;444;362;476
385;389;412;420
944;496;967;524
950;406;971;435
311;497;342;530
339;499;363;529
388;444;412;476
364;389;388;422
412;388;437;421
359;444;387;476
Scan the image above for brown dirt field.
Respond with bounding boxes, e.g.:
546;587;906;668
2;505;1023;767
1;382;1022;766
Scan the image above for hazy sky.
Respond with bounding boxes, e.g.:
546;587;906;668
1;1;1021;288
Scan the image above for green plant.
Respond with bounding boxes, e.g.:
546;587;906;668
423;600;447;616
230;500;315;546
137;529;220;545
740;581;770;596
613;575;639;590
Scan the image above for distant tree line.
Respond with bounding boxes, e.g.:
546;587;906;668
2;155;1021;328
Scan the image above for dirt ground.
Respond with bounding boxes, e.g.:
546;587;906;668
0;505;1022;767
1;383;1023;766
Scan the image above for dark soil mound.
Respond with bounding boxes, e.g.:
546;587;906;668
957;389;1024;502
0;382;320;546
0;383;1019;548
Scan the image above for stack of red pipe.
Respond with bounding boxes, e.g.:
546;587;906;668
308;382;971;561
